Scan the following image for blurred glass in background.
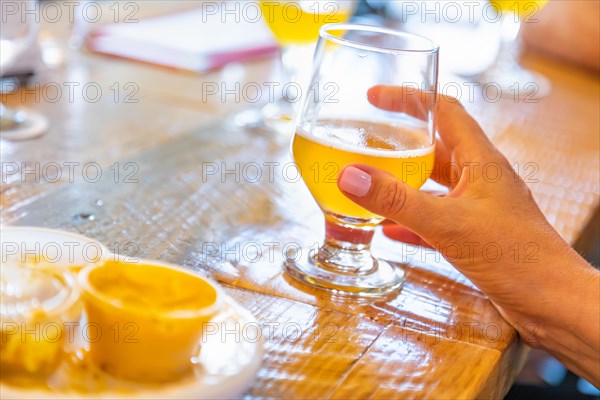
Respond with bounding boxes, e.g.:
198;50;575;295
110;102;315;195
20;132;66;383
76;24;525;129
236;0;357;132
358;0;551;98
385;0;500;77
1;0;48;140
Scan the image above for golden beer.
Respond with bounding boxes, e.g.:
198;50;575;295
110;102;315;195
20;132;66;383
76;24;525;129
260;1;352;45
292;119;435;220
490;0;548;19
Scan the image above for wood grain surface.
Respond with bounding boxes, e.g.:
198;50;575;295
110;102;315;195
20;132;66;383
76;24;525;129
1;3;598;399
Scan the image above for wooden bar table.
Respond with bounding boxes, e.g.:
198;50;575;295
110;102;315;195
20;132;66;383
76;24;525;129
1;12;599;400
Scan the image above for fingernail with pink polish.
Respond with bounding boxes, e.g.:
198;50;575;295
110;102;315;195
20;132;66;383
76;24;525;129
339;167;372;197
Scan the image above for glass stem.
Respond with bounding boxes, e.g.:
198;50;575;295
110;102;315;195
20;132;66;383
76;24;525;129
280;44;315;103
496;12;523;70
259;44;316;125
313;213;378;275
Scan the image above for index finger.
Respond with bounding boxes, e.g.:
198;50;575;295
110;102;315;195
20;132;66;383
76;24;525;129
367;85;497;161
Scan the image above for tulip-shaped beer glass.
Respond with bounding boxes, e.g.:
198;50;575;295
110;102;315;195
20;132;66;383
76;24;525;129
286;24;438;296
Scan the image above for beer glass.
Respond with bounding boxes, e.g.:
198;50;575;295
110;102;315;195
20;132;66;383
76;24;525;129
236;1;355;132
1;0;48;140
286;24;438;296
479;0;551;98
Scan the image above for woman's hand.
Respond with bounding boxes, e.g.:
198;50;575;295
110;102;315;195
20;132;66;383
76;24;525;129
337;85;600;386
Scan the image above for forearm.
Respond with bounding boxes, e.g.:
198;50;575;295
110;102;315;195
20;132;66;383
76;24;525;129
539;258;599;386
510;249;600;386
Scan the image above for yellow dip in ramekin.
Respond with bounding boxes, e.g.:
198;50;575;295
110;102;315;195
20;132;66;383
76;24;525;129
78;259;222;382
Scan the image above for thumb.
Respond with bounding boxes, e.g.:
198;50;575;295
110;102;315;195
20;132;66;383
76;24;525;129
338;164;448;238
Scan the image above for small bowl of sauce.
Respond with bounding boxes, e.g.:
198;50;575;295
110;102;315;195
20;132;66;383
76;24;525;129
78;259;223;382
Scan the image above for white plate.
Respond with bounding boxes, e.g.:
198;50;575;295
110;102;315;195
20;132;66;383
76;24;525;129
1;295;263;399
0;226;111;268
1;226;263;399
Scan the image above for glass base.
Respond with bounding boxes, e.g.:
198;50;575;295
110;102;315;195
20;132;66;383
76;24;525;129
0;105;48;140
478;65;552;100
234;100;296;135
283;248;405;297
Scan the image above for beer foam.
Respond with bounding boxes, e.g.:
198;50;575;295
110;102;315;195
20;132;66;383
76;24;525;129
296;120;435;159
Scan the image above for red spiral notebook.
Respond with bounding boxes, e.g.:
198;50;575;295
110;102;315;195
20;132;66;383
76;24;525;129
88;7;278;73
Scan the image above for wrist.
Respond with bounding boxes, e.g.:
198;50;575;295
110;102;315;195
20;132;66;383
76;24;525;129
492;244;593;346
510;249;597;350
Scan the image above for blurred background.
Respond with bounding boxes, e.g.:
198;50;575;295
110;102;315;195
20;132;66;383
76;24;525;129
1;1;598;398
